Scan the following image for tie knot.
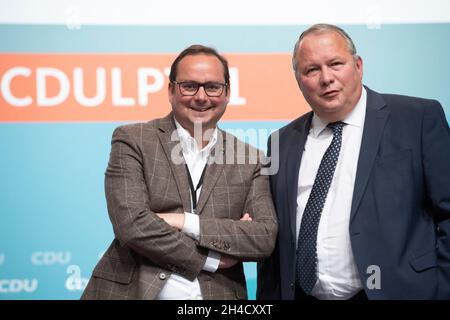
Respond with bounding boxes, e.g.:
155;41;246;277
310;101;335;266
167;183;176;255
327;121;344;135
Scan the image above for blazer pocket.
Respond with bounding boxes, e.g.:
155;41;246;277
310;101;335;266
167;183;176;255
92;256;136;284
376;149;412;167
409;249;437;272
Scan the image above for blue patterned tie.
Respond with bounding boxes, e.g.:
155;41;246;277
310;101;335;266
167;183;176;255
296;121;345;294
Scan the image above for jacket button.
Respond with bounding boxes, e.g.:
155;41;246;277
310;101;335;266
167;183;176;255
159;273;167;280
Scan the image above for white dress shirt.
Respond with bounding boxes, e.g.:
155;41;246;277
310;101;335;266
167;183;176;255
155;118;221;300
296;88;367;299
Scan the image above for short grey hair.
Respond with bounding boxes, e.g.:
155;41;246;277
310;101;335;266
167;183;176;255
292;23;358;75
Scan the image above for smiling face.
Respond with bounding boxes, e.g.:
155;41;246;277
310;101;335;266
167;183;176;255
169;54;229;137
294;31;363;122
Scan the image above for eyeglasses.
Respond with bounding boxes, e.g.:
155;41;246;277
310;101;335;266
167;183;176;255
172;81;227;97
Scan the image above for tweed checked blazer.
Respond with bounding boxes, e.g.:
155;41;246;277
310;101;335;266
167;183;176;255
81;113;278;300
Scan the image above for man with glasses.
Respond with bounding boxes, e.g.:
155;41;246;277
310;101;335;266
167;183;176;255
82;45;278;300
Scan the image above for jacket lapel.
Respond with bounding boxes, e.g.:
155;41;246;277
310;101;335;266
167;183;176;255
350;87;390;224
285;113;312;240
195;130;225;215
156;113;192;213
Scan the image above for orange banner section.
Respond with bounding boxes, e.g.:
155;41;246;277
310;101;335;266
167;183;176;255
0;54;310;122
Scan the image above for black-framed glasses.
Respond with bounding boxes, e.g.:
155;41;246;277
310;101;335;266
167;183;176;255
172;81;227;97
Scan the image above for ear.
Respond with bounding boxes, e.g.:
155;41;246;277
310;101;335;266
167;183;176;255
168;82;175;105
225;84;230;104
355;56;363;79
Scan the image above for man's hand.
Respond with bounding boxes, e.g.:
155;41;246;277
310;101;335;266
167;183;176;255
218;254;238;269
156;213;185;230
240;213;252;221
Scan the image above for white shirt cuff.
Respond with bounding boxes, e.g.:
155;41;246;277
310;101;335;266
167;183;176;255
203;250;221;273
181;211;200;241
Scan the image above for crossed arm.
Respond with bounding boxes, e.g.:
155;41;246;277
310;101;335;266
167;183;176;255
157;212;253;268
105;126;276;280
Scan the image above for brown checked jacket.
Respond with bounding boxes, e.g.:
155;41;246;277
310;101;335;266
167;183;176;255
81;113;278;300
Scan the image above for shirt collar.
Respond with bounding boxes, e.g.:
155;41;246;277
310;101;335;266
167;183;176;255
311;86;367;137
173;117;218;155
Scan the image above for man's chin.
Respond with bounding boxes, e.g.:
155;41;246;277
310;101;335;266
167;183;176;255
317;100;344;112
188;116;211;128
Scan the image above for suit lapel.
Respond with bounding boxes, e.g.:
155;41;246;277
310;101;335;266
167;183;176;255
350;88;389;224
195;130;225;214
285;114;312;240
156;113;192;212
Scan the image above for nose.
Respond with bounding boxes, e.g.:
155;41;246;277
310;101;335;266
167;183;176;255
193;85;208;102
320;67;334;86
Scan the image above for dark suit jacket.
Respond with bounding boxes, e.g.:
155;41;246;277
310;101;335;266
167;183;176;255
257;87;450;299
82;113;278;300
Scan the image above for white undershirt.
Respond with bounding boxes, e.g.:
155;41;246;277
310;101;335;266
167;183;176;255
155;118;221;300
296;88;367;300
